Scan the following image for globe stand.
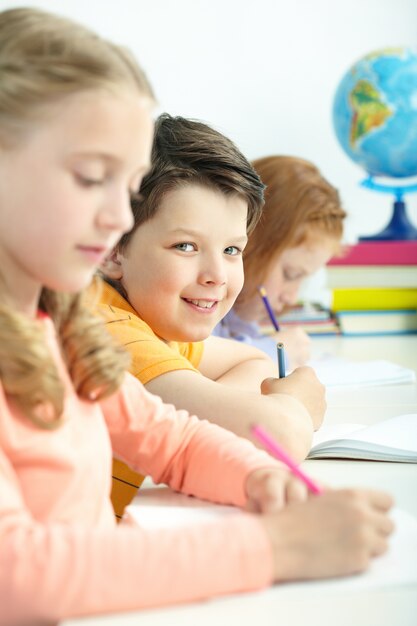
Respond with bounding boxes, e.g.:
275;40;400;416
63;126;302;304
359;176;417;241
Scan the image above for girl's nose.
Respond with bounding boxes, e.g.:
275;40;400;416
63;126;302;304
281;284;300;306
98;188;134;234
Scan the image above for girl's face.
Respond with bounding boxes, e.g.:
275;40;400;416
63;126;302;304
0;90;153;315
238;237;338;321
107;184;248;342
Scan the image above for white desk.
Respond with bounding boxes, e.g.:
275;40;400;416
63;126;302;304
63;336;417;626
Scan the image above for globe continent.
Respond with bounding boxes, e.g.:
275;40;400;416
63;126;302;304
333;47;417;178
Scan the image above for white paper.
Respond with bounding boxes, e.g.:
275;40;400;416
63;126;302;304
309;414;417;461
309;357;415;388
126;492;417;589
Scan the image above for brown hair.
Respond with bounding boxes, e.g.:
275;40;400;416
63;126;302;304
116;113;265;252
0;7;154;428
240;155;346;300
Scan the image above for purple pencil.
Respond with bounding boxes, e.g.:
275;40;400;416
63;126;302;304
258;286;280;331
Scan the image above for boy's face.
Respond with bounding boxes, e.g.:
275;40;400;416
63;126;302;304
111;184;248;342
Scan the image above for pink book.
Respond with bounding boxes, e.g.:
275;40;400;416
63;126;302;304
328;241;417;266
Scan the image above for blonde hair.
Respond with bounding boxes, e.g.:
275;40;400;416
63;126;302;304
239;155;346;301
0;7;154;428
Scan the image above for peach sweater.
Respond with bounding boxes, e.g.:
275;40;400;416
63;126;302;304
0;318;274;625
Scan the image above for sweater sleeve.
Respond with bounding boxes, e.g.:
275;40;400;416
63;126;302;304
0;441;273;624
0;371;279;624
102;372;280;507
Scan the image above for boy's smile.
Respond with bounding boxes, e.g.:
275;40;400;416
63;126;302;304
183;298;218;310
108;184;248;342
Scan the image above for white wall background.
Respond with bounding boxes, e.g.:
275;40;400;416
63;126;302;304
3;0;417;242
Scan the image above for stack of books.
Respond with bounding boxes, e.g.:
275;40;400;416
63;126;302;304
327;240;417;336
261;302;340;336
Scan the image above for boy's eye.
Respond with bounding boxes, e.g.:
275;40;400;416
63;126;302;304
224;246;241;256
174;242;196;252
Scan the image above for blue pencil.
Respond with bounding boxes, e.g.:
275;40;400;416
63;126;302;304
276;342;286;378
258;286;280;331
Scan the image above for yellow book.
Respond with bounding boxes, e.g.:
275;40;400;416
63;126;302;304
331;288;417;311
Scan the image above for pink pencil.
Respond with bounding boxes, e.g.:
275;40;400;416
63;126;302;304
251;424;323;495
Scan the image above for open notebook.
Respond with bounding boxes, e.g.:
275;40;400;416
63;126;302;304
308;413;417;462
126;489;417;591
308;356;415;388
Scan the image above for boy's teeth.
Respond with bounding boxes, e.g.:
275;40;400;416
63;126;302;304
188;299;215;308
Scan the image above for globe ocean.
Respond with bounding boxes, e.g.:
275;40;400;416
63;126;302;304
333;47;417;179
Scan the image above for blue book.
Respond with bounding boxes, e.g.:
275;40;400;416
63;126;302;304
336;309;417;336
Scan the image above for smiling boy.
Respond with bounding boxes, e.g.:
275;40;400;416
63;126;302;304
97;114;326;517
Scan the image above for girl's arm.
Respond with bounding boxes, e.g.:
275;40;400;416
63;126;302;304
0;445;273;624
103;372;285;505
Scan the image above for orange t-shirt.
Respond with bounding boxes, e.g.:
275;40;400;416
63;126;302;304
97;280;204;384
95;280;205;517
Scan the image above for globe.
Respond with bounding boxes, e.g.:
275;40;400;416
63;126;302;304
332;47;417;240
333;47;417;178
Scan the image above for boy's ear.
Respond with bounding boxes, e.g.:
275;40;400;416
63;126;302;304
101;249;123;280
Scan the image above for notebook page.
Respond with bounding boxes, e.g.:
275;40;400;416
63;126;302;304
312;413;417;454
309;357;415;388
335;413;417;451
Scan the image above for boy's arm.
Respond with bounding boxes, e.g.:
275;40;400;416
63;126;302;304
199;335;277;390
145;369;316;462
199;335;325;432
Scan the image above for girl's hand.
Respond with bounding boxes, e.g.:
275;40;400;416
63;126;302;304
244;467;310;513
261;488;394;581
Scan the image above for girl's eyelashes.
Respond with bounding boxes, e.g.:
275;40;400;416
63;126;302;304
75;173;105;187
283;268;304;281
75;172;141;199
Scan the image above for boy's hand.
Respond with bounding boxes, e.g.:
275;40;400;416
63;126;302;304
244;467;310;513
261;366;326;430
